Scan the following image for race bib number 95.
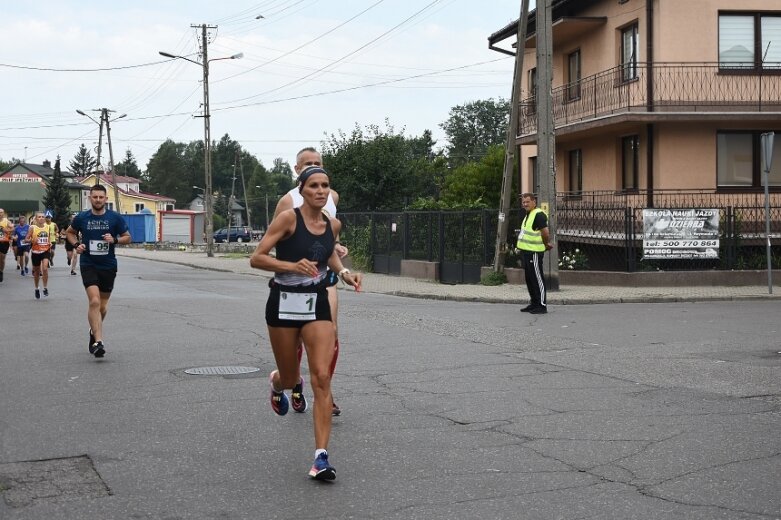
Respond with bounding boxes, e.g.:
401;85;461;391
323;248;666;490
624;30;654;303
89;240;110;255
278;291;317;320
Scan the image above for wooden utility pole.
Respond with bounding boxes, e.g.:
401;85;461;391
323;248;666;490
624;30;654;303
103;109;121;213
536;0;559;290
493;0;531;272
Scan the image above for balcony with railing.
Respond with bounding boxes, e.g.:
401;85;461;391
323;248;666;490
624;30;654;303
519;62;781;138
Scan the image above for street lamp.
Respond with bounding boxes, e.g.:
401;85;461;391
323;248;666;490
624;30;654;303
158;48;243;257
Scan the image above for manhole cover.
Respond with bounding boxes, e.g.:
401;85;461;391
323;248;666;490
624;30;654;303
184;366;260;375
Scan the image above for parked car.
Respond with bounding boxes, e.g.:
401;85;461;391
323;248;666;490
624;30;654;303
213;226;252;243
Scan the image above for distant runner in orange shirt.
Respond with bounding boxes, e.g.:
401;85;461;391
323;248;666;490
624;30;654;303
25;211;53;299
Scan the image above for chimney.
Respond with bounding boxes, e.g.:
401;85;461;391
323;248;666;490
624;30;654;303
42;159;51;169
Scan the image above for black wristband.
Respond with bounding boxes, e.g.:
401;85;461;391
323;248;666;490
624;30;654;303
73;241;81;248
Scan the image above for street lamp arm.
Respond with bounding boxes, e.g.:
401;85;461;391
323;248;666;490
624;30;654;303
158;51;202;66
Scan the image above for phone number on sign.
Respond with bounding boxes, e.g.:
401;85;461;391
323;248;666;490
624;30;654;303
643;240;718;248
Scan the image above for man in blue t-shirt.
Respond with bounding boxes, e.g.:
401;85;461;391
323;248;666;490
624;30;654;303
13;215;31;275
66;184;131;358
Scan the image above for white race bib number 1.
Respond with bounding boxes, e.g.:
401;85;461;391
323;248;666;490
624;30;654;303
89;239;110;255
278;291;317;320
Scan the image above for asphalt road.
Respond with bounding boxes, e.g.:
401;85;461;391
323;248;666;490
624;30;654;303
1;258;780;519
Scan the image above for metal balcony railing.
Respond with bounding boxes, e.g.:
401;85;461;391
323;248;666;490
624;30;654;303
519;62;781;137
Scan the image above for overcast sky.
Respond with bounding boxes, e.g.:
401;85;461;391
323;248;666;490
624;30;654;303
2;0;525;173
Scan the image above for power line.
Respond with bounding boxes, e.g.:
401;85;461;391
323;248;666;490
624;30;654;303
0;59;171;72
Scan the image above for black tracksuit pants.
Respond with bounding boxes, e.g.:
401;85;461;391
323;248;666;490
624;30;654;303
521;250;546;308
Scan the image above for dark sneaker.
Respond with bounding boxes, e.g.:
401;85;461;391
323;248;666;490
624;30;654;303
291;377;308;413
25;267;29;274
269;371;289;416
21;269;25;276
43;288;49;297
49;260;53;267
0;271;3;282
520;305;534;312
34;289;40;299
67;258;71;266
89;328;95;348
332;402;341;416
528;306;547;314
17;265;20;270
89;341;105;358
71;271;77;275
308;452;336;480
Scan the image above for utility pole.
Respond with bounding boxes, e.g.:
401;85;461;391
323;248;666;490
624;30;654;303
536;0;559;290
194;23;218;257
95;116;104;185
103;108;121;213
226;152;237;241
493;0;531;272
239;157;251;231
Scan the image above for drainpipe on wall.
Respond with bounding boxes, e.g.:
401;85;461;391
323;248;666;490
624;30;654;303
646;0;655;208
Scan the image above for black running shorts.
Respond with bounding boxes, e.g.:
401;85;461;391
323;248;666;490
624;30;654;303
0;242;9;255
265;281;332;328
80;265;117;293
31;251;51;267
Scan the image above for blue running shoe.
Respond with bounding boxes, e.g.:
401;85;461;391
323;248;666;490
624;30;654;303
308;452;336;480
269;371;289;416
291;377;307;413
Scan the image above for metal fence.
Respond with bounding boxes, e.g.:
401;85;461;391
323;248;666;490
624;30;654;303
519;62;781;136
337;190;781;283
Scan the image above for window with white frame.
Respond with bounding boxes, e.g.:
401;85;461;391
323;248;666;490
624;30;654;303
719;13;781;70
620;23;639;82
567;50;581;101
717;131;781;188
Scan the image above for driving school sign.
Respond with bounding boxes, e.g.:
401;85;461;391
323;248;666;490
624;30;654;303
642;209;720;260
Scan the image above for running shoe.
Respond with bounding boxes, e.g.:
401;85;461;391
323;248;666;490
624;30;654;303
67;258;71;266
21;269;25;276
528;306;547;314
520;305;534;312
34;289;40;299
71;271;77;275
0;271;3;282
269;371;289;416
25;267;29;274
43;288;49;297
291;377;308;413
88;328;95;348
89;341;105;358
17;265;20;270
332;402;341;416
308;452;336;480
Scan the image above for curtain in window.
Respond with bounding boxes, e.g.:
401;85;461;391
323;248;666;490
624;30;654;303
761;17;781;68
719;16;754;67
717;133;753;186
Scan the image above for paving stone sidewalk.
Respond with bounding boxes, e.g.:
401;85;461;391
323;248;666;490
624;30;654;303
116;247;781;305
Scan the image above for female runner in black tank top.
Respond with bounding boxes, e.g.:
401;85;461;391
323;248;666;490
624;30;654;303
249;167;362;480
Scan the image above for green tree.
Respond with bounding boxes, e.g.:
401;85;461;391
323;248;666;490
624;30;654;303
321;121;437;211
114;148;142;180
440;98;510;167
42;157;73;230
69;144;97;176
146;140;195;207
440;145;509;208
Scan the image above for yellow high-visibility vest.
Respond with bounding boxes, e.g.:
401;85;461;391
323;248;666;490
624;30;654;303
516;208;546;252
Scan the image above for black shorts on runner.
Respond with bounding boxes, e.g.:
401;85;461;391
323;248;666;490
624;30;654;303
0;242;9;255
65;241;75;252
80;265;118;293
265;280;332;328
31;251;51;267
16;245;30;255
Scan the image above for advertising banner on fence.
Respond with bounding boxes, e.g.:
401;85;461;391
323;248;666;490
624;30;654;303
642;209;720;260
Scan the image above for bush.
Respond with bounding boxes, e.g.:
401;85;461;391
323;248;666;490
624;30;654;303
558;248;589;270
480;270;507;286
